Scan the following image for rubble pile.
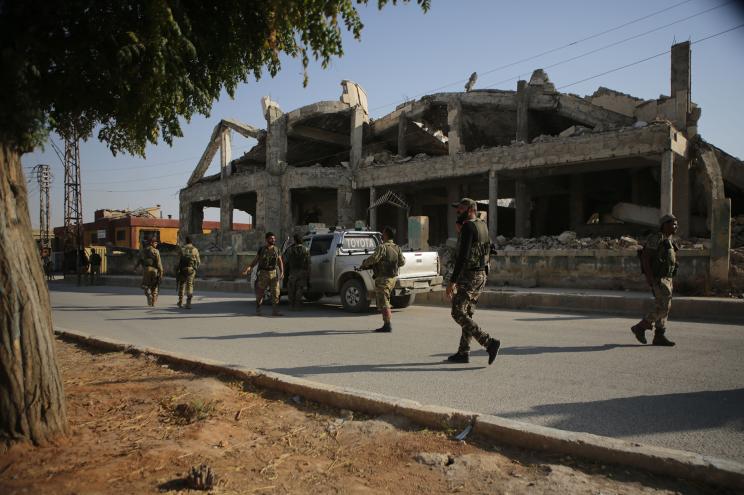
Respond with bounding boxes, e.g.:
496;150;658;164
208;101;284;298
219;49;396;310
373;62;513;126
492;231;695;251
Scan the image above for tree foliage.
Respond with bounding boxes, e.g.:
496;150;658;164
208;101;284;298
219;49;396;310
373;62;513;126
0;0;429;155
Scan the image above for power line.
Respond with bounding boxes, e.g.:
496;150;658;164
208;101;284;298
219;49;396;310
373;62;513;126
558;23;744;90
483;0;733;89
369;0;697;112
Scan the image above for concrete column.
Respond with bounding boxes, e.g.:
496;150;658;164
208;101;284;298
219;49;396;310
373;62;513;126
397;111;408;157
220;194;233;234
369;187;377;231
488;170;498;236
337;180;354;228
447;183;460;238
266;109;287;176
569;174;585;231
350;105;366;170
673;158;690;238
447;98;462;156
515;179;531;238
660;150;673;217
516;80;530;143
709;198;731;289
220;129;232;179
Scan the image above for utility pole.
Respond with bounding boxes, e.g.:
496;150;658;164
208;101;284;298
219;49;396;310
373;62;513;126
32;164;52;250
62;132;83;284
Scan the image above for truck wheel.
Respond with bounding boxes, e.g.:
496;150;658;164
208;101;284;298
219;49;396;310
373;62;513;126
304;292;323;302
391;293;415;309
340;279;369;313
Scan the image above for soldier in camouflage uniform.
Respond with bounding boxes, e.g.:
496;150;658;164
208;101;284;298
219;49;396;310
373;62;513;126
284;234;310;310
631;214;679;347
359;226;405;333
446;198;500;365
177;236;201;309
242;232;284;316
137;238;163;307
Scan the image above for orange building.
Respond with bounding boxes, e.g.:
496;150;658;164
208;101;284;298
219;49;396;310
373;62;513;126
53;207;250;249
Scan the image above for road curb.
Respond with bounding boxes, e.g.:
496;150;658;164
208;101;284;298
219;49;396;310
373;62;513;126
54;327;744;490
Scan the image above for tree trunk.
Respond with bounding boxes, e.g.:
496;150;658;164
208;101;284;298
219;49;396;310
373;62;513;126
0;143;68;450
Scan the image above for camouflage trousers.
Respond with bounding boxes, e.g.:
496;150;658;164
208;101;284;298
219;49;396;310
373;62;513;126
374;277;396;310
256;269;280;305
141;267;160;297
178;268;196;298
287;270;308;307
644;277;673;329
451;270;492;353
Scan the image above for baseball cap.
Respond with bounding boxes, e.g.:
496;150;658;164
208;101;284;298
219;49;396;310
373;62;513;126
450;197;477;208
659;213;678;226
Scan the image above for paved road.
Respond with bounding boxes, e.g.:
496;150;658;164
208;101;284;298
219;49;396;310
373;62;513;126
50;283;744;463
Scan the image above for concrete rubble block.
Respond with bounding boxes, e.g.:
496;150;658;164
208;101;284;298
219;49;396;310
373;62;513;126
611;202;660;228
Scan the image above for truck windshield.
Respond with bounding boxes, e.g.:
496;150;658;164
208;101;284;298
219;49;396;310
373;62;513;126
341;235;379;252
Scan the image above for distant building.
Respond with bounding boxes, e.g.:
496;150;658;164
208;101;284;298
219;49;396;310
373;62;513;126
53;206;251;250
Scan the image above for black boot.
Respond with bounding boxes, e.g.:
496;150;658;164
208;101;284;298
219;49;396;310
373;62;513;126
374;321;392;333
447;352;469;363
486;339;501;365
631;319;651;344
652;328;675;347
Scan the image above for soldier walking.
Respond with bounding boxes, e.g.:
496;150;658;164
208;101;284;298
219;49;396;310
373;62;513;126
88;250;102;285
359;226;405;333
137;238;163;306
177;236;201;309
284;234;310;311
446;198;500;365
242;232;284;316
631;214;679;347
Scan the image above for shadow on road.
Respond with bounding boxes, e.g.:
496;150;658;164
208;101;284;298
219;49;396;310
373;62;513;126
512;315;612;322
498;388;744;439
431;343;641;358
182;329;373;340
265;361;486;376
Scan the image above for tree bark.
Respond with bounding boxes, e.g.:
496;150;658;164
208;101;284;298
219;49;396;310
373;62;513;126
0;143;68;450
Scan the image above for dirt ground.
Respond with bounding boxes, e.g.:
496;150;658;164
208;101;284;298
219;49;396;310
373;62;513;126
0;339;730;495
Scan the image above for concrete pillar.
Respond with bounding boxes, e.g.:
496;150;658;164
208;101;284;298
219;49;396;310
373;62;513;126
220;194;233;233
266;107;287;176
397;111;408;157
660;150;673;217
337;180;354;228
709;198;731;289
515;179;531;238
447;183;460;238
569;174;585;231
516;80;529;142
220;128;232;179
369;187;377;231
447;98;462;156
350;105;366;170
488;170;498;236
671;42;691;102
673;158;690;238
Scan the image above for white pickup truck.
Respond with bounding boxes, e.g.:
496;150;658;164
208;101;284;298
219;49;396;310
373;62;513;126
295;230;443;312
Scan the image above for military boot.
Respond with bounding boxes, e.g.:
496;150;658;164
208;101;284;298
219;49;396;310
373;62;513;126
177;296;183;308
256;303;262;316
152;293;158;306
631;319;652;344
486;338;501;365
447;352;469;363
652;328;675;347
185;296;192;310
272;305;283;317
374;322;392;333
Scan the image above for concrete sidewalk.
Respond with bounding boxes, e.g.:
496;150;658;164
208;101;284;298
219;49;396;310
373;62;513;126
63;274;744;324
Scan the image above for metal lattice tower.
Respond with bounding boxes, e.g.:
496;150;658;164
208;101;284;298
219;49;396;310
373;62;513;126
32;164;52;249
62;133;83;253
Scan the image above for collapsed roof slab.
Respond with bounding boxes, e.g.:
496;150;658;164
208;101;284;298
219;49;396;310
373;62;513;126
188;119;265;185
355;123;683;188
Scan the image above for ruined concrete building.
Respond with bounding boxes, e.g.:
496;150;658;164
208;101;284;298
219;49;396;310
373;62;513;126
179;42;742;287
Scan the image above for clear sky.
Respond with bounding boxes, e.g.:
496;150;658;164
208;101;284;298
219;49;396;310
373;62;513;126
22;0;744;229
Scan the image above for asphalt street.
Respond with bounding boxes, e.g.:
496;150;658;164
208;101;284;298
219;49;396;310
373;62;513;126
50;282;744;463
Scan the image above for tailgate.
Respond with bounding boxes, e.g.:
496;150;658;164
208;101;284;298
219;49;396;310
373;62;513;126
398;252;438;279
